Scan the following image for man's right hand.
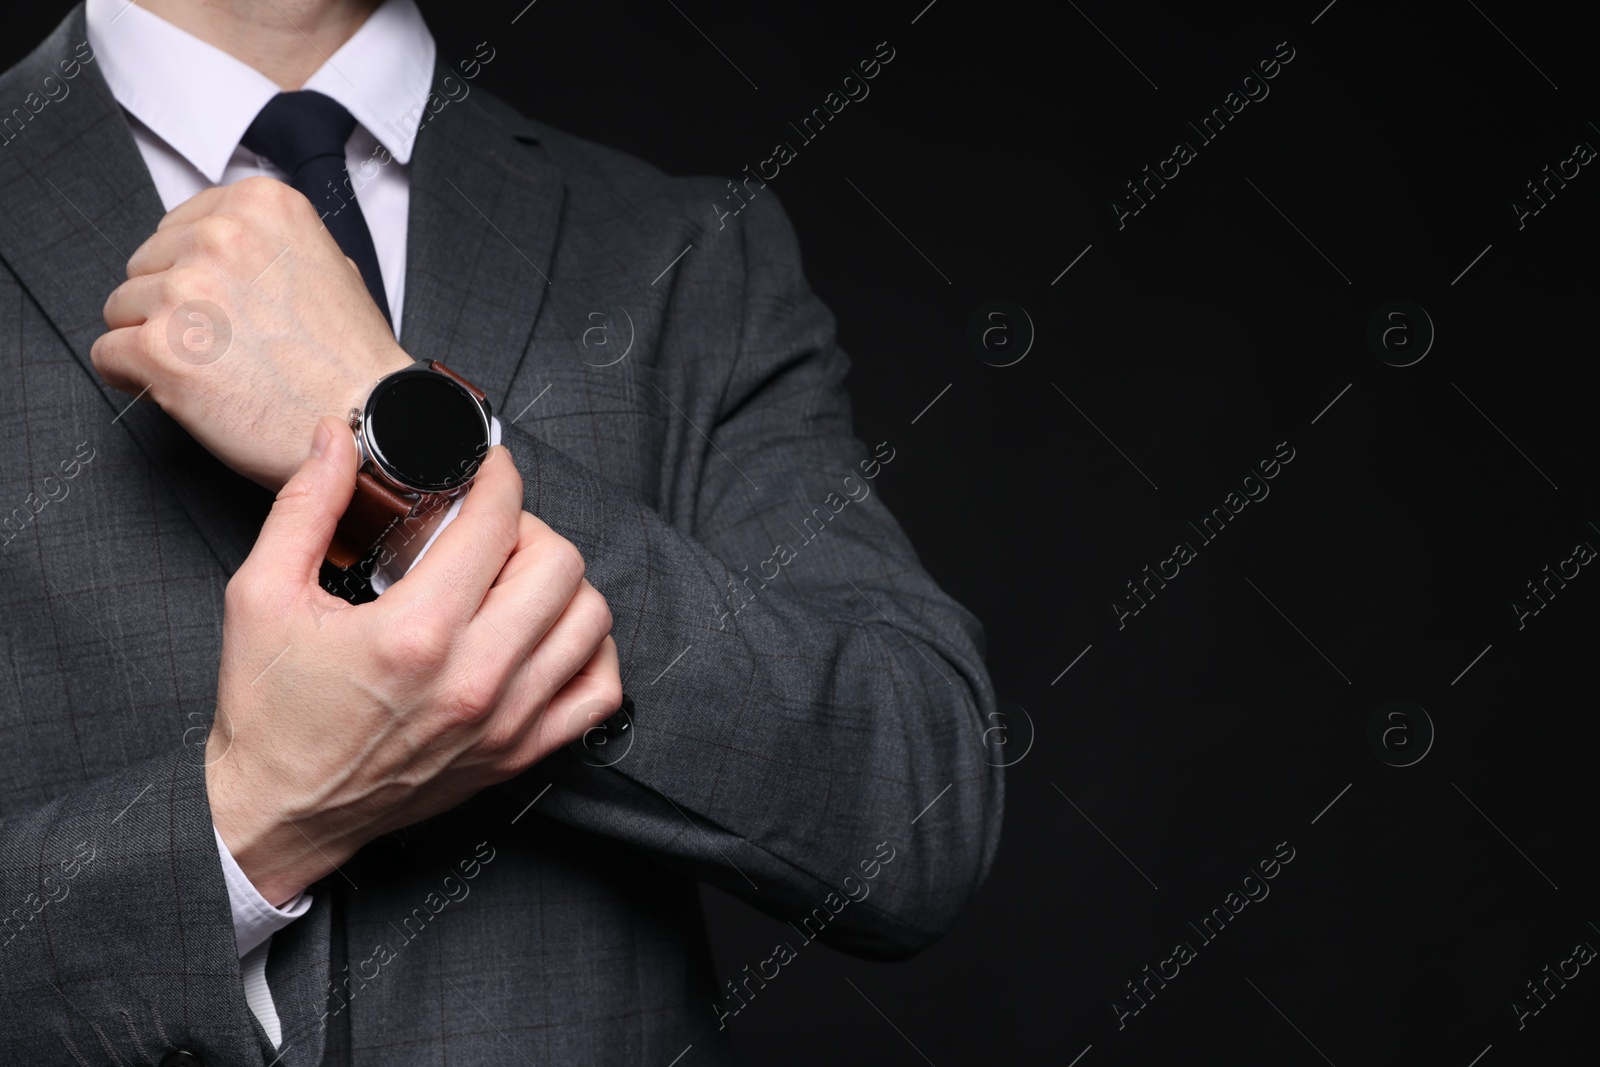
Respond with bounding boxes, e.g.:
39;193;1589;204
205;415;621;906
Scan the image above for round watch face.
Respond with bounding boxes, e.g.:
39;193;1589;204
363;368;490;493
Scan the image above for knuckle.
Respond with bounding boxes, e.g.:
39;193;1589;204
88;332;110;371
478;713;529;768
484;507;519;557
385;613;452;673
142;314;175;353
442;676;497;727
275;180;314;220
577;587;612;638
549;539;585;587
233;175;281;205
222;573;249;616
288;189;321;224
195;215;245;254
492;742;538;779
153;272;184;312
159;268;209;312
476;709;517;750
268;472;323;529
236;177;305;221
271;472;318;513
224;569;274;617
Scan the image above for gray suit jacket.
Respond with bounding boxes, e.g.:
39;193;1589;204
0;6;1003;1064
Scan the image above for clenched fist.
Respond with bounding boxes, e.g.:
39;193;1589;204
93;176;412;491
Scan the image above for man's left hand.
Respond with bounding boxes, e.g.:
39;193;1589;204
93;176;412;490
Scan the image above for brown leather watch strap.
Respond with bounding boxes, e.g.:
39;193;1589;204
430;360;489;405
327;467;414;570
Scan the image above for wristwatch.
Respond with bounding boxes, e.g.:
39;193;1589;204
325;359;493;571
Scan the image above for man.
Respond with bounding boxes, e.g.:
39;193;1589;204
0;1;1002;1063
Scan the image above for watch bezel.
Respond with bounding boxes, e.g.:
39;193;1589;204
357;362;492;496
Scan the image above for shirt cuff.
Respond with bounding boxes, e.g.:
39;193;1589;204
214;826;312;958
370;415;502;596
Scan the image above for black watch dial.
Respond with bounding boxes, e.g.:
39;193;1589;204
363;368;490;493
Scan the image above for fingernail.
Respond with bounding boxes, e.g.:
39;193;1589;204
312;419;332;457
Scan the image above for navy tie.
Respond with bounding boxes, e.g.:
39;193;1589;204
241;90;393;330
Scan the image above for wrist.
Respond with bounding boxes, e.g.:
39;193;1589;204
345;345;416;423
205;733;348;907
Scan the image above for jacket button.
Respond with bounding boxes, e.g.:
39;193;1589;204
159;1052;203;1067
570;693;633;767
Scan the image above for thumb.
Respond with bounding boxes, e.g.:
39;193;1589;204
244;415;359;587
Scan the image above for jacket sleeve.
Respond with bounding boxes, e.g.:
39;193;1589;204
497;190;1005;959
0;747;271;1064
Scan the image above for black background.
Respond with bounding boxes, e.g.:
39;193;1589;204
10;1;1599;1063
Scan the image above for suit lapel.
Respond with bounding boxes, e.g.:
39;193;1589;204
0;4;274;579
399;81;565;411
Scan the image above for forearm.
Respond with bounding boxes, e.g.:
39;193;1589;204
498;420;1004;955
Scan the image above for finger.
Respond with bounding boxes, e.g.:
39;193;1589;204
438;579;610;765
525;635;622;757
126;223;193;279
382;444;523;629
469;582;612;750
103;273;166;328
89;326;151;395
501;581;612;708
489;511;533;590
241;415;360;587
468;550;598;686
156;185;228;232
478;515;586;630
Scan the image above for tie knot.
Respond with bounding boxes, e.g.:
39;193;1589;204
241;90;358;178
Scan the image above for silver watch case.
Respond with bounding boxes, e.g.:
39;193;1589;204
348;361;492;499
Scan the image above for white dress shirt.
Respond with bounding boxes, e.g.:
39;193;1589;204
87;0;494;1047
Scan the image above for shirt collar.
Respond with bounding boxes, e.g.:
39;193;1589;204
86;0;437;183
